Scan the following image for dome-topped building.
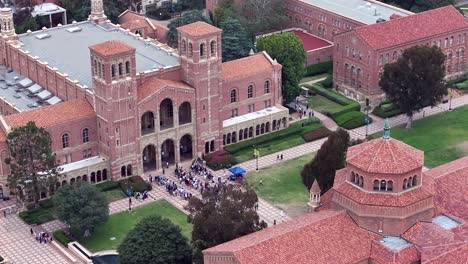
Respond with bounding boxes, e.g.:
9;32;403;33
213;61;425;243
332;119;434;235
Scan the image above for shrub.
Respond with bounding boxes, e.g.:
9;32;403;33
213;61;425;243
335;111;370;129
302;129;331;142
19;207;56;225
53;230;72;246
39;199;54;209
372;104;403;118
95;180;120;192
119;176;152;195
305;61;333;76
205;150;238;170
320;75;333;88
455;80;468;89
447;76;467;86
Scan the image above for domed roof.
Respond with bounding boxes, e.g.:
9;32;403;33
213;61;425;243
347;138;424;174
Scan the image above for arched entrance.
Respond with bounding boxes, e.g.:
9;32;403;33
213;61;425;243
0;185;3;199
143;145;157;172
178;102;192;125
180;134;193;161
141;111;155;135
161;139;175;165
160;98;174;130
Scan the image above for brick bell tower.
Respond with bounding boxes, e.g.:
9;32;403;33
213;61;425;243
0;7;17;65
89;0;107;24
177;22;223;156
89;40;139;179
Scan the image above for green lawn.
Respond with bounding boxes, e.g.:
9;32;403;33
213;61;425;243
229;122;325;163
371;106;468;167
78;200;192;252
103;189;127;203
308;94;345;114
246;155;312;217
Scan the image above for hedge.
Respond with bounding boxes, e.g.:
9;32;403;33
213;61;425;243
95;180;120;192
455;80;468;89
305;61;333;76
447;76;467;86
334;111;370;129
320;75;333;88
205;150;238;170
119;176;152;195
302;129;331;142
19;202;56;225
53;230;72;246
304;84;361;119
224;118;320;154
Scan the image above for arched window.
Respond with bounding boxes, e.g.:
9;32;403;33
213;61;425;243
351;171;356;183
264;80;270;94
392;51;397;61
82;128;89;143
412;175;417;186
359;176;364;187
408;176;413;188
403;179;408;190
450;36;453;46
62;133;69;148
200;43;205;57
248;85;253;98
188;43;193;58
385;53;389;63
210;40;216;56
121;166;126;177
378;55;383;65
373;180;379;191
380;180;387;191
97;62;102;78
118;63;123;76
387;180;393;191
181;39;186;55
125;61;130;75
127;164;132;176
94;60;98;76
111;65;116;78
230;89;237;103
101;63;105;79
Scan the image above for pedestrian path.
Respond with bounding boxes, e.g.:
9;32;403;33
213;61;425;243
0;215;72;264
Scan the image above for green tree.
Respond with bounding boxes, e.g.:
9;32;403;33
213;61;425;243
381;0;453;12
220;18;253;62
54;182;109;236
240;0;288;35
213;0;235;26
118;215;192;264
256;33;306;103
301;129;350;193
187;185;266;263
61;0;124;23
166;10;212;48
5;122;60;206
379;45;447;128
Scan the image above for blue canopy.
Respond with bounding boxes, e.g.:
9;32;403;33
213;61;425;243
229;166;246;175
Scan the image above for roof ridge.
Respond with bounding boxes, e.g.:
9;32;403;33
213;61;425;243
367;139;386;171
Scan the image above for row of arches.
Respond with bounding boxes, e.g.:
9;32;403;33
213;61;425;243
223;118;287;145
142;135;193;172
111;61;131;79
141;100;192;135
373;179;394;192
180;39;217;59
403;176;417;190
350;171;364;187
41;169;108;199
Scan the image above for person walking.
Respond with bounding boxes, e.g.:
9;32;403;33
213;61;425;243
30;228;33;235
128;197;132;211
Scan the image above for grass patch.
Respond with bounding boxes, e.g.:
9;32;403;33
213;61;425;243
307;94;343;113
225;119;327;163
335;111;369;129
104;189;127;203
246;155;312;216
53;230;72;246
78;200;192;252
371;105;468;167
19;200;56;225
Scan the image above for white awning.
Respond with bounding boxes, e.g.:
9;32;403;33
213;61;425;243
27;84;44;94
31;3;66;17
59;156;107;174
223;105;287;127
37;90;53;100
46;96;62;105
17;78;34;88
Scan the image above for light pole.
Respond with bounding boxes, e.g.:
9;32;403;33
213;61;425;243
364;100;370;138
253;144;259;172
448;88;453;111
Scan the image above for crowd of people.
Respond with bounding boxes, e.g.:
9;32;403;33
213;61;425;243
31;228;52;244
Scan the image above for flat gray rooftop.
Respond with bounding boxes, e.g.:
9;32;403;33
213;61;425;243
0;66;46;112
18;21;179;88
299;0;412;25
433;215;461;230
379;236;412;252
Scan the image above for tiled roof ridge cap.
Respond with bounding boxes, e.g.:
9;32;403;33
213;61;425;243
366;139;387;171
429;157;468;179
226;210;346;253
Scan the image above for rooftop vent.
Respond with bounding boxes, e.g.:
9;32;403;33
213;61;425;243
35;33;51;40
67;26;82;33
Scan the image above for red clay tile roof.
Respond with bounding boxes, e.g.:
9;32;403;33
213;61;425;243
310;180;321;193
4;99;95;129
293;30;332;51
318;169;347;211
222;52;275;81
424;156;468;220
89;40;135;56
347;138;424;174
138;78;194;103
334;181;433;207
204;210;380;264
370;241;421;264
355;6;468;50
177;21;221;37
424;244;468;264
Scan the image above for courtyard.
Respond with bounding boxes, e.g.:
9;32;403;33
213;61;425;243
78;200;192;252
371;105;468;167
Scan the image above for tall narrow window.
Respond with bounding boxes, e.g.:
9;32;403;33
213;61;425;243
210;41;216;56
181;39;186;56
82;128;89;143
248;85;253;98
125;61;130;75
230;89;237;103
62;133;69;148
264;80;270;93
118;63;123;76
200;43;205;57
188;43;193;58
111;65;116;78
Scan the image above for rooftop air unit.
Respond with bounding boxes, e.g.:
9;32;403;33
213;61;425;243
35;33;51;40
67;27;82;33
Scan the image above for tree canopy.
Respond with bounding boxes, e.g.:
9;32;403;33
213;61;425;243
301;129;350;193
187;185;266;263
5;121;60;206
118;215;192;264
220;18;253;62
381;0;454;12
166;10;212;48
256;33;306;103
61;0;124;23
54;182;109;236
379;45;447;128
